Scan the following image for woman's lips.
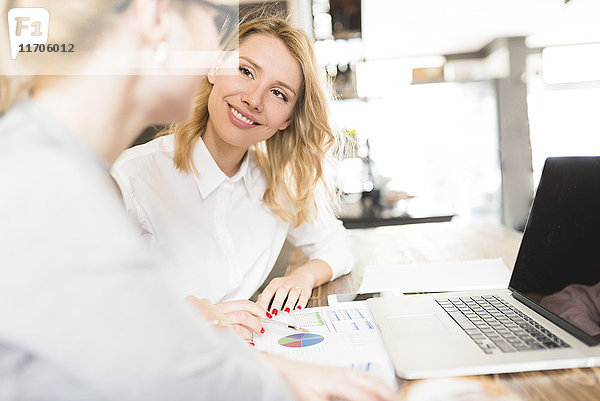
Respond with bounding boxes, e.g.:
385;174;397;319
227;103;259;128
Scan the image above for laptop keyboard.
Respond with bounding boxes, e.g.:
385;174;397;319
436;295;571;354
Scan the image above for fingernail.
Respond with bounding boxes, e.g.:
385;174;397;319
284;307;291;313
296;306;302;310
272;309;278;316
260;328;265;334
266;311;273;319
248;342;255;347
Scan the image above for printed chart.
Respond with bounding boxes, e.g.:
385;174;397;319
254;302;397;389
278;333;324;348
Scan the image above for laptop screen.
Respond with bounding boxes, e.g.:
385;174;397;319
509;157;600;342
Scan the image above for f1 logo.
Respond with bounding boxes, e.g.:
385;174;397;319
7;8;49;59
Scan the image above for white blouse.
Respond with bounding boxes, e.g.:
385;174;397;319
111;135;353;302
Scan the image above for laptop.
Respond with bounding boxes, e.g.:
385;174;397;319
367;157;600;379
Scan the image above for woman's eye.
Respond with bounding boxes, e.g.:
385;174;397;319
272;89;288;102
239;66;253;78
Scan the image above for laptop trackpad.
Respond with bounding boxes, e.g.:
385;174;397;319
386;314;450;337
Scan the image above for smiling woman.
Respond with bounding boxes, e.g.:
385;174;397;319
171;16;340;227
111;15;354;338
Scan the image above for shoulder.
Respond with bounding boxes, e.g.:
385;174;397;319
112;135;180;189
114;135;174;170
2;142;140;247
112;135;201;206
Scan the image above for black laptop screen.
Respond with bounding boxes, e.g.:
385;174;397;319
509;157;600;341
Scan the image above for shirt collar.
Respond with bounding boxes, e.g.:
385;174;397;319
192;137;254;199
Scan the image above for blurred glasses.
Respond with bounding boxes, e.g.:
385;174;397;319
194;0;238;45
113;0;238;46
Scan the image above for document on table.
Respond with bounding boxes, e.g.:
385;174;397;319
253;302;397;388
359;258;511;294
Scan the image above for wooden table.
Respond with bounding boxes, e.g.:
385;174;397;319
286;222;600;401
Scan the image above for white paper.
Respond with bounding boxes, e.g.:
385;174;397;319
358;258;510;294
253;302;397;389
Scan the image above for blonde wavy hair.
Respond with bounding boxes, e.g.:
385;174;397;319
167;15;340;227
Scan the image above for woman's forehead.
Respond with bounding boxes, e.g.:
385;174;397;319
238;34;303;93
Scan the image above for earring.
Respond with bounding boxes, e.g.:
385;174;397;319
153;41;169;65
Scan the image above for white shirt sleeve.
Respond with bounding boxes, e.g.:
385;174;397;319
286;205;354;280
111;163;156;242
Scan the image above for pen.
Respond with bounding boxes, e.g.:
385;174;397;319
261;318;309;333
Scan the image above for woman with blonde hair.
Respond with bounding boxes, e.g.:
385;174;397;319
112;15;354;337
0;1;393;400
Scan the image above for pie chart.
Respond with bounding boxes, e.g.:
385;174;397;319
278;333;324;348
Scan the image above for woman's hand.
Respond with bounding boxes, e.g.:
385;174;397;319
186;296;270;343
257;271;315;316
258;259;334;315
213;300;271;342
265;354;396;401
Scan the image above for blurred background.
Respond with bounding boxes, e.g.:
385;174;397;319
138;0;600;231
287;0;600;231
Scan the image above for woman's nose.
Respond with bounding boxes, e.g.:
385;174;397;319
241;86;264;112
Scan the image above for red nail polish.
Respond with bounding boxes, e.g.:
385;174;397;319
249;342;255;347
266;312;273;319
284;307;291;313
260;328;265;334
296;306;302;310
272;309;278;316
